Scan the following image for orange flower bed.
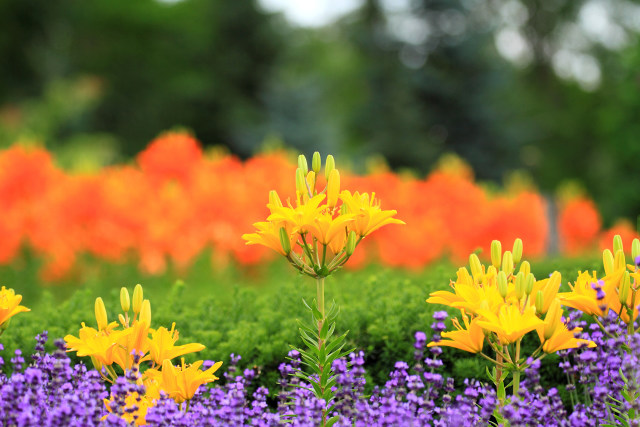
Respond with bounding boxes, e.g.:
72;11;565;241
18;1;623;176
0;132;631;281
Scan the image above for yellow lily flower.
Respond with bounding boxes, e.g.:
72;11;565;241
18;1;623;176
267;194;327;235
112;320;151;371
145;358;223;403
64;323;131;367
148;322;205;366
476;304;544;344
339;190;404;237
242;221;294;256
427;315;484;353
308;212;354;247
427;281;503;315
104;391;154;425
0;286;30;326
536;302;596;353
557;271;621;317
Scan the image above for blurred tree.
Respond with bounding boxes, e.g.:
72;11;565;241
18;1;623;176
0;0;280;155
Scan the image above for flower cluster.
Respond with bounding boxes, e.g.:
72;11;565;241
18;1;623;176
242;153;404;278
64;284;221;424
0;326;499;426
0;137;632;281
427;239;596;395
559;234;640;329
2;308;640;425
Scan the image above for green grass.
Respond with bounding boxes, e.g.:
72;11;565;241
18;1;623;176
0;250;603;393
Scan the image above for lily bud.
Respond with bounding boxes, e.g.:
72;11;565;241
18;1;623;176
497;271;508;299
268;190;282;208
502;251;514;275
537;272;561;314
95;297;108;331
346;231;357;256
525;273;535;296
118;313;126;326
132;284;144;315
535;291;544;315
515;272;525;300
632;238;640;261
297;154;309;176
139;299;151;326
519;260;531;277
603;249;614;276
327;169;340;207
620;271;631;306
120;287;130;312
295;168;307;196
325;155;335;180
279;227;291;256
490;240;502;268
615;249;626;271
469;254;483;282
312;151;322;174
613;234;624;255
512;238;523;264
307;171;316;193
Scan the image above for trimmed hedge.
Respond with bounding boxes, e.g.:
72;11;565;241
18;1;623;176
0;252;602;393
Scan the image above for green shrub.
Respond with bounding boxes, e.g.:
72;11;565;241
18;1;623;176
0;254;600;393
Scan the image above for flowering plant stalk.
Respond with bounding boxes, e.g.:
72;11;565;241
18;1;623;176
558;234;640;425
243;152;403;426
426;239;595;406
64;284;222;424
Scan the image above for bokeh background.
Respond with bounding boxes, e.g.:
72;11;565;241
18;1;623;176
2;0;639;224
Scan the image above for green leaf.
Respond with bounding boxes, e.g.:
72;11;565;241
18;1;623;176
310;381;322;399
297;360;322;375
297;319;318;337
299;329;319;348
311;305;323;322
319;319;330;340
497;380;506;400
299;351;319;367
289;383;314;393
325;416;341;427
325;377;338;392
320;364;331;386
323;387;336;403
326;322;336;341
325;333;346;354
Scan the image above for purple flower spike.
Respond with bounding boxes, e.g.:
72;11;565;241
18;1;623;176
433;310;448;321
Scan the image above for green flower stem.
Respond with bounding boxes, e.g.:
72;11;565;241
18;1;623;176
513;338;522;396
628;289;637;336
317;277;325;325
316;277;327;426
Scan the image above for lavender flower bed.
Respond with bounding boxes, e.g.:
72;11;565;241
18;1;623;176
0;311;636;426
